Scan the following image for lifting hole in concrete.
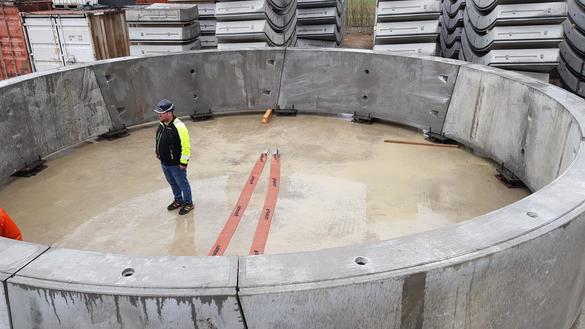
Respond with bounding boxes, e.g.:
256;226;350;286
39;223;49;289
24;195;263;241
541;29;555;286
354;256;368;265
117;107;125;114
363;95;368;100
527;212;538;218
521;148;525;155
263;90;271;95
267;59;275;65
105;74;112;82
190;69;195;74
121;268;135;277
193;94;198;100
439;75;448;83
365;69;370;74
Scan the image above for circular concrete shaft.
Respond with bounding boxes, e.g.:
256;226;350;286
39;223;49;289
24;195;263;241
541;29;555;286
0;49;584;329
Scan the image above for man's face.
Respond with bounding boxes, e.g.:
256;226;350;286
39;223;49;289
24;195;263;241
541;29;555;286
159;111;173;123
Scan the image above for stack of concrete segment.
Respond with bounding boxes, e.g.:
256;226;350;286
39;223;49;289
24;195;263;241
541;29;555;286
215;0;297;47
439;0;465;58
460;0;566;72
295;0;346;47
195;3;218;48
373;0;441;55
126;4;202;55
559;0;585;96
167;0;217;48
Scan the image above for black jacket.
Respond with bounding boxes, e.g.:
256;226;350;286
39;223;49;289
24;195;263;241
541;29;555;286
155;117;191;166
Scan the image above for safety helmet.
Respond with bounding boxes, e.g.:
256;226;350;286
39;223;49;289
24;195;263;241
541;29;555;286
153;99;174;114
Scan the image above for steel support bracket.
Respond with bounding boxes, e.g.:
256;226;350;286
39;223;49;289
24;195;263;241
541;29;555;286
274;105;297;116
424;128;456;144
12;157;47;177
495;164;525;188
352;111;373;124
191;110;214;122
100;125;129;140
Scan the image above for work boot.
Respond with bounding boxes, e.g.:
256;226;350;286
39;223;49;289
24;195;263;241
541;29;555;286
179;203;194;215
167;200;183;211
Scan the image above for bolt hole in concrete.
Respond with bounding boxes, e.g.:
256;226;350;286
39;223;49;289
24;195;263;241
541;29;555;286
121;268;134;277
190;69;195;74
354;256;368;265
193;94;198;100
0;115;530;256
527;211;538;218
363;95;368;100
364;69;370;74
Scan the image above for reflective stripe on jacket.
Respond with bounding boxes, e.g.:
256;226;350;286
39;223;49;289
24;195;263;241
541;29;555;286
155;117;191;166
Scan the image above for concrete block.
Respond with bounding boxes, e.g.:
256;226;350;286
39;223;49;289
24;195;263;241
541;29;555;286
91;49;286;128
443;65;580;190
7;248;244;329
0;67;113;180
278;49;459;132
0;239;49;329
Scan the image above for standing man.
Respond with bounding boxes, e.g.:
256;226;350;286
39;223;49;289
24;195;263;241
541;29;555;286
154;99;194;215
0;208;22;240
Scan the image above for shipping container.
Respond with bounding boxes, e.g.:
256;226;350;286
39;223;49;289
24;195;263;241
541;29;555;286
0;1;52;80
23;9;130;72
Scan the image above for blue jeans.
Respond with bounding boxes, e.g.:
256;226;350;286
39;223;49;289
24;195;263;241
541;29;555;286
161;164;192;204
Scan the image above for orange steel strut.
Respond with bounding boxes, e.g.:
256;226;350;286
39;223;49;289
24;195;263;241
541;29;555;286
208;150;269;256
249;150;281;255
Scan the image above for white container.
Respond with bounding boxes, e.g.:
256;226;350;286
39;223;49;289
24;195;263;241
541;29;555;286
23;10;129;72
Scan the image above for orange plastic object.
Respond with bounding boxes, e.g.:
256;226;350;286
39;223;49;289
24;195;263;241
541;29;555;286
208;151;268;256
0;208;22;241
249;151;280;255
262;109;273;124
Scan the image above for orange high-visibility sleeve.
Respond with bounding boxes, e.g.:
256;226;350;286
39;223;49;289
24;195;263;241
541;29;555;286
0;208;22;241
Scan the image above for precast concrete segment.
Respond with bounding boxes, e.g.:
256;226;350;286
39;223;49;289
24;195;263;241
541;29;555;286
462;16;563;52
238;62;585;329
373;42;438;55
91;49;286;129
460;29;560;71
444;0;466;17
443;65;582;191
465;1;567;33
559;40;585;75
470;0;561;13
127;21;202;41
7;248;244;329
0;67;113;182
375;0;441;23
277;48;459;132
0;239;49;329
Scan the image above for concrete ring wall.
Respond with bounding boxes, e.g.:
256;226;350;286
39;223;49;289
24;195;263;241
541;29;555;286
1;48;585;329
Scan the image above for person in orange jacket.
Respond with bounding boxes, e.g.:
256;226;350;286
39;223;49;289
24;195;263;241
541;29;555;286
0;208;22;241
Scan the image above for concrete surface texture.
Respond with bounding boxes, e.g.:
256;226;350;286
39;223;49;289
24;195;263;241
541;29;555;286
0;115;528;256
1;49;585;329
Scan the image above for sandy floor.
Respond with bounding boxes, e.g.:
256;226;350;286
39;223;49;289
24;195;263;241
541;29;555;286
0;115;529;256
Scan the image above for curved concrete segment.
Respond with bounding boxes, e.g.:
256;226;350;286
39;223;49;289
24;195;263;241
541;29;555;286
1;49;585;328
